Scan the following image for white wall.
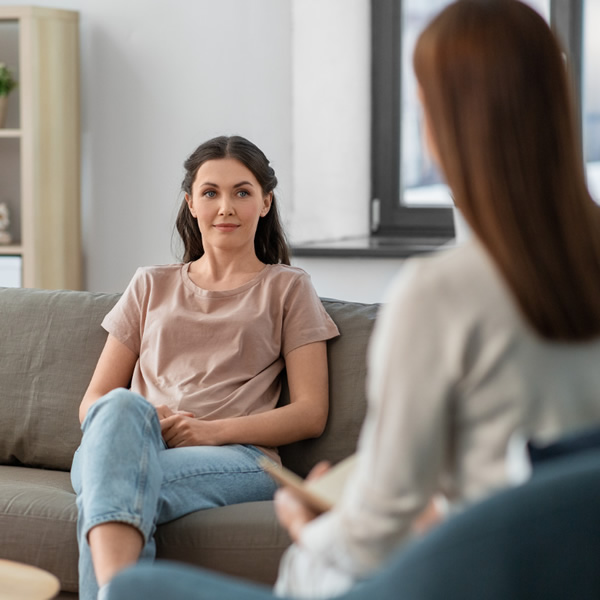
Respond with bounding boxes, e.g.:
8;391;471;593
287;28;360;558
292;256;403;304
6;0;387;301
290;0;371;243
82;1;297;294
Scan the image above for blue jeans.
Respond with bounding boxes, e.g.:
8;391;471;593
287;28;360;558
71;388;278;600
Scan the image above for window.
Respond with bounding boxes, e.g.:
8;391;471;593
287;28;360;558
583;0;600;201
371;0;454;238
371;0;589;239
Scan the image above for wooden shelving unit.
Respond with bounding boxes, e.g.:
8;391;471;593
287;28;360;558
0;6;81;289
0;129;21;137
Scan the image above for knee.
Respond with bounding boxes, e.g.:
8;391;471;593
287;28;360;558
85;389;155;428
107;562;222;600
105;567;140;600
107;564;170;600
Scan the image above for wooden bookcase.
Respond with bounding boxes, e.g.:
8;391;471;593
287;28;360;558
0;6;81;289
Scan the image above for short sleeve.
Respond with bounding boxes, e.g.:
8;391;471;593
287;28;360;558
281;272;340;356
101;268;147;355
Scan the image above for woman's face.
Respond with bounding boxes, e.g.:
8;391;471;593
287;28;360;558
185;158;272;257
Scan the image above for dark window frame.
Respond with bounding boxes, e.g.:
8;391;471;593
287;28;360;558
370;0;584;240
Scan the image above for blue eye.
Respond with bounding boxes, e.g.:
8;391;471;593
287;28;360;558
237;190;249;198
203;190;216;198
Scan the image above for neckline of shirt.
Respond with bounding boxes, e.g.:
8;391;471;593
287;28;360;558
181;262;275;297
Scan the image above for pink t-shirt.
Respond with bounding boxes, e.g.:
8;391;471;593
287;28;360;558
102;262;339;460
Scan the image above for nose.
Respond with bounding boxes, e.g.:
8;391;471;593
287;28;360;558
218;196;235;215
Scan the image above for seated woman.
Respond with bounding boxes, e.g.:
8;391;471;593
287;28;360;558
71;135;339;600
106;1;600;598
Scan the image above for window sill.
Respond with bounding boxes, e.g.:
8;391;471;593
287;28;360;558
291;235;454;259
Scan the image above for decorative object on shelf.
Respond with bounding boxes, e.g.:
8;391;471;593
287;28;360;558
0;202;12;245
0;62;17;128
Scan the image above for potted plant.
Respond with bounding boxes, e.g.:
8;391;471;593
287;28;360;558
0;62;17;128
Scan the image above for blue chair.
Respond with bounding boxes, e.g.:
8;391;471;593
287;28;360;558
108;449;600;600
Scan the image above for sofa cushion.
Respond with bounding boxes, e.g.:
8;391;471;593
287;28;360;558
0;466;79;592
0;465;290;593
0;288;119;470
156;501;291;584
279;298;379;476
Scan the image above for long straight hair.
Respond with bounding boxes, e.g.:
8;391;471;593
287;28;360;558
414;0;600;341
176;136;290;265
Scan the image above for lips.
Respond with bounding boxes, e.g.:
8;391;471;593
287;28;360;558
214;223;240;232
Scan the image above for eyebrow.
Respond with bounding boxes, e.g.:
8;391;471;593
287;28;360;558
198;180;255;188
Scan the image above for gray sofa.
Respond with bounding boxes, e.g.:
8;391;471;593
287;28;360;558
0;286;378;599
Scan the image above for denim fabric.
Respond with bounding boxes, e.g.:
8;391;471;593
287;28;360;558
107;560;275;600
71;388;278;600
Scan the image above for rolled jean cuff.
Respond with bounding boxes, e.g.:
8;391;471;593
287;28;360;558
82;511;151;545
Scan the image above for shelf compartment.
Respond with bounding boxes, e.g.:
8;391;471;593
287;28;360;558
0;137;22;246
0;254;22;287
0;18;20;130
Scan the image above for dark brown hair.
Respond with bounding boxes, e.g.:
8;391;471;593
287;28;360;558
414;0;600;341
176;135;290;265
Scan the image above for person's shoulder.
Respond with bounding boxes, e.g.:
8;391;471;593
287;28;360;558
386;240;491;305
409;239;488;282
129;263;185;287
265;263;311;283
262;264;319;301
135;263;184;278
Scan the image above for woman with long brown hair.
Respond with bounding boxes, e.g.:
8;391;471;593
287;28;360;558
271;0;600;595
414;0;600;342
105;2;600;599
72;135;338;600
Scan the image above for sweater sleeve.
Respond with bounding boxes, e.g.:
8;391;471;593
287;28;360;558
296;258;458;578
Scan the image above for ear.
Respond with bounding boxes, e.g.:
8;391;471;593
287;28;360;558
185;193;197;218
260;192;273;217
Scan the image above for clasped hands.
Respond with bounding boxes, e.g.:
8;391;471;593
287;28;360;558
156;405;331;541
155;406;328;541
156;404;219;448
